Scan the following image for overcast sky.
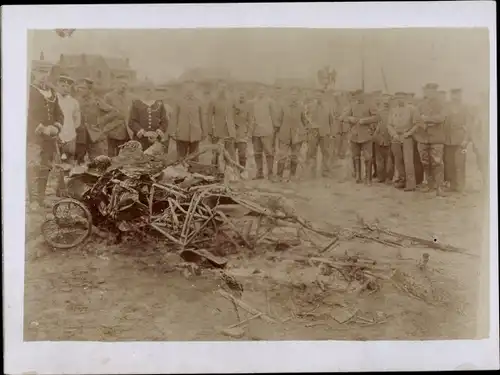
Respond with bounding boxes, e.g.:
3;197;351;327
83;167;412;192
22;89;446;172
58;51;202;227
28;28;489;98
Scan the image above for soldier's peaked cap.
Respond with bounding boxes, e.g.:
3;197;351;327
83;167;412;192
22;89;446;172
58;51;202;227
394;92;406;97
58;74;74;84
450;88;463;94
353;89;364;96
423;82;439;90
83;77;94;85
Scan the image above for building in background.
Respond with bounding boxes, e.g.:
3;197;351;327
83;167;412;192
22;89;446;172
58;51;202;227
49;53;137;89
30;51;56;83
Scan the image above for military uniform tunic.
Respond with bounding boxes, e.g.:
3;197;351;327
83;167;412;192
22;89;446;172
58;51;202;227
345;101;378;144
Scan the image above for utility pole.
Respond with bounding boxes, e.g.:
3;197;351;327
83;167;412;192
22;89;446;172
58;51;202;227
361;35;366;92
381;66;389;93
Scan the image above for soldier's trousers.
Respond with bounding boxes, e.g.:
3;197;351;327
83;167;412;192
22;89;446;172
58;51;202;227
334;132;349;159
210;136;237;166
235;141;248;168
306;129;331;176
26;140;56;205
108;137;129;158
413;139;424;185
472;140;487;186
277;140;303;177
252;136;274;177
444;145;466;192
176;140;200;161
417;143;444;188
391;138;416;189
374;143;394;183
350;140;373;161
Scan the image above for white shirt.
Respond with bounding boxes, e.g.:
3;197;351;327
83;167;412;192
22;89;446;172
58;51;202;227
57;93;81;143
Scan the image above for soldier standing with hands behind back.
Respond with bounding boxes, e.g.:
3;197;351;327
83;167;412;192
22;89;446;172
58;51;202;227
274;87;308;182
102;74;132;157
386;92;418;191
343;90;379;185
443;88;472;193
412;83;448;196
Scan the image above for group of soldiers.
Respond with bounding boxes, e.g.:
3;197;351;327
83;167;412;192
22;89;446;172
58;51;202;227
27;69;488;210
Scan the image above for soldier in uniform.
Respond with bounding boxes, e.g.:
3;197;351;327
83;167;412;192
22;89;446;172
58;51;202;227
128;81;169;152
470;91;489;188
232;89;251;168
207;82;236;166
55;74;80;165
443;88;472;193
372;95;394;184
27;73;64;209
75;78;113;163
334;91;351;160
305;89;334;178
250;85;276;180
343;89;379;185
386;92;418;191
369;90;383;180
172;82;207;161
102;74;133;157
411;83;448;196
274;87;308;182
404;92;424;186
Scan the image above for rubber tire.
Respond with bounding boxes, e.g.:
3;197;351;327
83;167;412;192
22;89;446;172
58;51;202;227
42;198;93;249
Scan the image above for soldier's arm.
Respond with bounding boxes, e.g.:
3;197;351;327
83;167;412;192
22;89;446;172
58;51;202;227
158;102;169;137
73;99;81;129
28;88;44;135
53;97;64;133
386;111;399;138
276;107;284;129
301;111;308;127
199;105;208;138
127;101;142;136
360;106;379;125
405;107;420;135
343;106;356;124
425;106;447;125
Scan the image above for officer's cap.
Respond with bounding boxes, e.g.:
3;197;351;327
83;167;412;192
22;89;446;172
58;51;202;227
394;92;406;98
423;82;439;90
58;74;74;84
450;88;462;94
83;77;94;85
352;89;364;97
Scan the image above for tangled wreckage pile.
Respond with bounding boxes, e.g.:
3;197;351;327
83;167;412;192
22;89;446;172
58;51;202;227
41;141;477;335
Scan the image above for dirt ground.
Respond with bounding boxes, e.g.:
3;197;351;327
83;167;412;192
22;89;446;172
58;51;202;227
24;145;490;341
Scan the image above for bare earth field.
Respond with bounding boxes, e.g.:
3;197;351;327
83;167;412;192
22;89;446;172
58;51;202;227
24;146;490;341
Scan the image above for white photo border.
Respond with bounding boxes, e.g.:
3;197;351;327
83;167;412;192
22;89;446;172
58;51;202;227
2;2;498;373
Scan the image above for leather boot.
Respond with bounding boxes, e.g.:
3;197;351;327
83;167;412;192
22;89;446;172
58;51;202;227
351;157;357;178
277;160;286;180
254;154;264;179
355;158;362;184
290;159;299;181
36;175;50;208
266;155;274;178
419;167;432;192
239;156;247;169
364;160;373;186
434;164;448;197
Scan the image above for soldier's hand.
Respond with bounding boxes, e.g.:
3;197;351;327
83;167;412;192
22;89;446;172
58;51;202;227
46;125;59;137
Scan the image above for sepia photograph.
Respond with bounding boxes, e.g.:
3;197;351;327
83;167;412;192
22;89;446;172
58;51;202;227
3;3;498;374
